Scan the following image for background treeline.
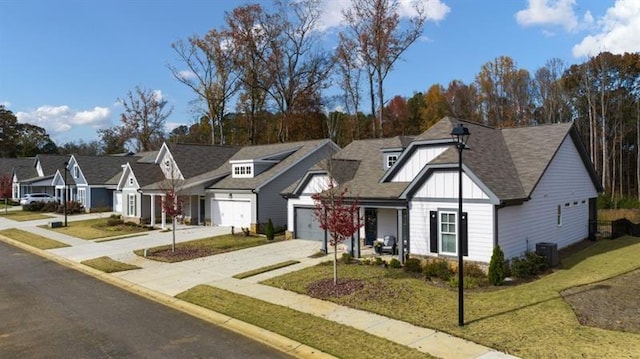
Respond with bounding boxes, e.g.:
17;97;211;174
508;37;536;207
0;1;638;205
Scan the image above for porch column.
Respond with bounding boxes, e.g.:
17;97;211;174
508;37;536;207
149;194;156;227
397;209;405;264
160;195;166;230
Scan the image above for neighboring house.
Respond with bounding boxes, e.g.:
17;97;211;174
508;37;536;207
205;139;340;232
284;117;601;264
51;155;138;212
0;157;34;200
115;144;241;227
12;154;70;200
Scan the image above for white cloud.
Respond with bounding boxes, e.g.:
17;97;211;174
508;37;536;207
152;90;164;102
177;70;196;81
515;0;579;31
572;0;640;58
16;105;111;136
0;101;10;107
318;0;450;31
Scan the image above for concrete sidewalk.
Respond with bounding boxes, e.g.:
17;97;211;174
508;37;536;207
0;213;517;359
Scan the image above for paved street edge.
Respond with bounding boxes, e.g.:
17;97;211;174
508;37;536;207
0;235;336;359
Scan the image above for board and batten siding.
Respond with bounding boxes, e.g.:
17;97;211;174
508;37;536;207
409;170;493;262
286;174;330;233
391;146;447;182
498;136;598;260
409;200;494;262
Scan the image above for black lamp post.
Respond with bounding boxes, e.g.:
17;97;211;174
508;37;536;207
63;161;68;227
450;123;470;327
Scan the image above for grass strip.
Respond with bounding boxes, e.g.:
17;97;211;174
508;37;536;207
0;228;69;249
81;256;141;273
177;285;433;359
134;234;279;263
42;218;150;240
233;260;300;279
0;211;54;221
264;237;640;358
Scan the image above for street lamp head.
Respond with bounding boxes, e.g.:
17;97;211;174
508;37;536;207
450;123;471;148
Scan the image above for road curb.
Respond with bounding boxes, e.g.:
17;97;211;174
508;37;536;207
0;235;336;359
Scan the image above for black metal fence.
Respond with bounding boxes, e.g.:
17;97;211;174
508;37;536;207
595;219;640;239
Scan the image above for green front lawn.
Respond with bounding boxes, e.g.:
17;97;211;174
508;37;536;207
135;234;280;263
42;218;151;240
81;256;141;273
264;237;640;358
0;228;69;249
0;210;54;221
177;285;433;359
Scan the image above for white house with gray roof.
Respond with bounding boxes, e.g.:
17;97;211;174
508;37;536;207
285;117;602;264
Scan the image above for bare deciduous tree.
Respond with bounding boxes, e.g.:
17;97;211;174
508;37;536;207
118;86;172;152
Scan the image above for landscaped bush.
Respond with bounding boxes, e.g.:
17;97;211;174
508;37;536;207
488;245;506;286
265;218;275;241
388;258;401;268
403;258;423;273
423;259;453;281
374;257;384;266
341;252;353;264
56;201;84;215
510;251;549;278
106;218;124;226
22;201;46;212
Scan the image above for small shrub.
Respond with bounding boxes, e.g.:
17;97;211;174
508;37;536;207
510;252;549;278
110;214;121;219
424;259;453;281
361;258;371;265
403;258;423;273
341;252;352;264
265;218;275;241
23;202;45;212
241;227;250;236
388;258;401;268
42;202;59;212
488;245;506;286
374;257;384;266
463;262;486;278
106;218;124;226
56;201;84;215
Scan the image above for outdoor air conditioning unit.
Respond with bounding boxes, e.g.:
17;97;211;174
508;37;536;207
536;242;559;267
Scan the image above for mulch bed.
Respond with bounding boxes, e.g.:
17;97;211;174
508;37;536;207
561;269;640;334
307;278;365;298
147;247;214;262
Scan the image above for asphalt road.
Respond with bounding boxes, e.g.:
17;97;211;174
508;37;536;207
0;241;292;359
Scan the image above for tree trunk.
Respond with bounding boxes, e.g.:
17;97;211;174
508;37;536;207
377;74;384;138
637;100;639;201
172;217;176;252
333;243;338;285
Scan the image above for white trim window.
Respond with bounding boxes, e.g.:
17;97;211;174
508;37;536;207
232;164;253;178
77;188;87;207
128;194;137;217
440;211;457;255
386;154;398;168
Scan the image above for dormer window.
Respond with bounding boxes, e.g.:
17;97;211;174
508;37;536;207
164;159;170;169
232;164;253;178
386;154;398;169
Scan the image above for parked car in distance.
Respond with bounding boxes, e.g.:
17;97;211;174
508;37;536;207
20;193;57;205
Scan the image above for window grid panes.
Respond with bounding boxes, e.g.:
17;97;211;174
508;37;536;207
387;155;398;167
440;212;457;254
128;195;136;216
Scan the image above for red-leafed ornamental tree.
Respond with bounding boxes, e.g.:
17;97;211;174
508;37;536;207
0;174;12;214
312;180;362;285
162;188;184;252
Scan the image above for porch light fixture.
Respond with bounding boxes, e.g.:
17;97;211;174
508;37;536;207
450;123;470;327
63;161;68;227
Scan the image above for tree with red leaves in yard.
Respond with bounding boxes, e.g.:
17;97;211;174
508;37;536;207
160;164;185;252
0;174;12;214
312;179;362;285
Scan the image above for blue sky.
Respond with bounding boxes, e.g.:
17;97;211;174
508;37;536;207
1;0;638;145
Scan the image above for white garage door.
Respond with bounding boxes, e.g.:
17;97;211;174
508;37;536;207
211;199;251;227
295;207;325;241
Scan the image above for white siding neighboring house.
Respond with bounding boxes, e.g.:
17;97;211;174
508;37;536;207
206;139;339;233
286;117;602;264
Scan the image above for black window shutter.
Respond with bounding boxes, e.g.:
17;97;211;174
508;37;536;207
460;212;468;256
429;211;438;253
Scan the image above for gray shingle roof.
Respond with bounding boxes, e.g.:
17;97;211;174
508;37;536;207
167;143;241;179
0;158;34;179
208;139;333;190
74;155;140;184
298;117;599;204
34;154;71;177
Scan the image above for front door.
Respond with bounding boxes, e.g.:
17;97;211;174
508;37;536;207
199;197;205;225
364;208;377;246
